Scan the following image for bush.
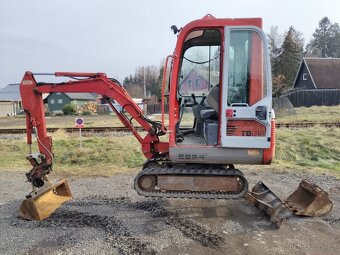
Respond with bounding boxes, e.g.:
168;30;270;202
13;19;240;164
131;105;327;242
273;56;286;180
82;110;91;116
62;104;76;115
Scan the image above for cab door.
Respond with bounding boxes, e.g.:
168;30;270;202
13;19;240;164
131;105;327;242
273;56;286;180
221;27;272;149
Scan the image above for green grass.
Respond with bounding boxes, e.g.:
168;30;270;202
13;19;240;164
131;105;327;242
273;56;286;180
0;131;144;176
273;127;340;174
0;141;28;170
276;105;340;124
0;126;339;177
53;135;144;176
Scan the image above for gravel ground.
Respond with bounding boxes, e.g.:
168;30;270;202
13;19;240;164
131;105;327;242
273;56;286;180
0;168;339;255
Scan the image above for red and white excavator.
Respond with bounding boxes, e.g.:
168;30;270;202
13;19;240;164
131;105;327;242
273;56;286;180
18;15;332;225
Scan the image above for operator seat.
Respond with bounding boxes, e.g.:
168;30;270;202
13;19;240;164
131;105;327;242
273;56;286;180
200;84;219;120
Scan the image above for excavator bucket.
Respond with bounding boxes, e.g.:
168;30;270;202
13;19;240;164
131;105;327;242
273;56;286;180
285;179;333;217
19;179;72;221
244;181;292;228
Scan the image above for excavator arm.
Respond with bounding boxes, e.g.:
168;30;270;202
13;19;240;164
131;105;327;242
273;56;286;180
20;71;169;183
19;71;169;220
20;71;169;185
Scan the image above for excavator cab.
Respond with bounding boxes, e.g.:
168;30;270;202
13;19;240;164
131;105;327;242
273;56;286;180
134;18;274;200
176;29;221;142
169;19;274;165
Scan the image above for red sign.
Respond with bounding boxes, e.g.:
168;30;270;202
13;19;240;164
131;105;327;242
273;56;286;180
75;118;84;128
226;109;234;118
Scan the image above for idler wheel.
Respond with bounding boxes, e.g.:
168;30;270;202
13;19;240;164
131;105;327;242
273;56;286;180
138;175;157;191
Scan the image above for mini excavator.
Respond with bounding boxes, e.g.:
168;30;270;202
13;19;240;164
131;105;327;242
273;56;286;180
19;15;332;226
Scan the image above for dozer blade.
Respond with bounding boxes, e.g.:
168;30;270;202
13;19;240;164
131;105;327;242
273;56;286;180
285;179;333;217
19;179;72;221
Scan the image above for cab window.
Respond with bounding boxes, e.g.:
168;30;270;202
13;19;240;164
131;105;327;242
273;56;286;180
179;29;221;97
227;30;267;105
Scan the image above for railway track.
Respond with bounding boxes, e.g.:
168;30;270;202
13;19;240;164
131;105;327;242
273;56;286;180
0;126;143;134
0;122;339;134
275;122;340;128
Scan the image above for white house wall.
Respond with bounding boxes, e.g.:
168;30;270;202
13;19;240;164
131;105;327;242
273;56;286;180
0;101;17;116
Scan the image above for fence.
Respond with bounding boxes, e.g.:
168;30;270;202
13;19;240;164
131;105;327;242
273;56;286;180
287;89;340;107
146;103;169;115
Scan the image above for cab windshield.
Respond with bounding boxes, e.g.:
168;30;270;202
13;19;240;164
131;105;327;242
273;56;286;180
179;29;221;97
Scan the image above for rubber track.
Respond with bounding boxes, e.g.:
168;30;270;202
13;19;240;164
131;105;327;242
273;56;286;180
134;166;248;199
134;165;248;199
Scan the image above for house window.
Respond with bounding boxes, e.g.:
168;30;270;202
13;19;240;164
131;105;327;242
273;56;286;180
196;79;200;87
188;80;192;87
302;73;308;80
50;99;55;104
57;99;63;104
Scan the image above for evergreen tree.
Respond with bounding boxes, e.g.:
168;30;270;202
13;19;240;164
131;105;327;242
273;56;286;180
154;66;164;98
274;26;303;91
311;17;340;58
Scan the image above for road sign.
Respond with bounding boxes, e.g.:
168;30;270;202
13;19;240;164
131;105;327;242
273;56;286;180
75;118;84;128
75;118;84;148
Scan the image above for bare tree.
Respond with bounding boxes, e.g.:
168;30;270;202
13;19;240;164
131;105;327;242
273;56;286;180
267;26;284;63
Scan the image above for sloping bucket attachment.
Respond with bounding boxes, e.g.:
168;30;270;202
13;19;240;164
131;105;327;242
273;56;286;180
285;179;333;216
244;181;292;228
19;179;72;221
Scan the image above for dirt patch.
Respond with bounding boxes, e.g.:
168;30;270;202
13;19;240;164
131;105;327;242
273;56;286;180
0;169;339;255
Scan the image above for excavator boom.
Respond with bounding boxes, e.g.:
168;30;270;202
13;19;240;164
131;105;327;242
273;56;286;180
19;71;169;220
21;71;169;161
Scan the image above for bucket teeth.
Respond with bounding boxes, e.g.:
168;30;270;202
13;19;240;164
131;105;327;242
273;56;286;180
19;179;72;221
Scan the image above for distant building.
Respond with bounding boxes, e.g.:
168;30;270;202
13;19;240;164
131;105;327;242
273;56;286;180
45;93;97;113
96;95;144;113
288;58;340;107
0;83;21;116
132;98;145;112
180;70;210;95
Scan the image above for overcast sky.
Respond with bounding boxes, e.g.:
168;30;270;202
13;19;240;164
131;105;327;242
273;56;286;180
0;0;339;87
